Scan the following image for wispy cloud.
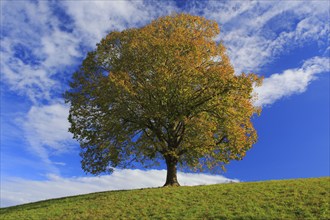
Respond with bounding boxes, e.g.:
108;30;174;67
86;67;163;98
1;0;329;191
1;1;81;102
1;0;177;171
198;0;329;73
198;1;330;107
254;56;330;107
19;102;75;173
1;1;176;103
0;169;238;208
62;1;176;47
2;1;328;103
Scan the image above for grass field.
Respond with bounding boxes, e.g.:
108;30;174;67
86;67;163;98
1;177;329;219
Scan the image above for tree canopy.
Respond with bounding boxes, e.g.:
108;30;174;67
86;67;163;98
65;13;262;186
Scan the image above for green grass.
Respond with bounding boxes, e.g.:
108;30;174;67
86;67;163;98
1;177;329;219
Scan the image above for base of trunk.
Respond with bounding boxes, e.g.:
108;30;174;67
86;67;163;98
163;181;180;187
163;155;180;187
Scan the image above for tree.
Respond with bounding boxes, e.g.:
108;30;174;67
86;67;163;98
65;14;262;187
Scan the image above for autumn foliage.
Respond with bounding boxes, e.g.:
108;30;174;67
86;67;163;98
65;14;262;186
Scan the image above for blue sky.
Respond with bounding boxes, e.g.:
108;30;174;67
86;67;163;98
1;0;329;207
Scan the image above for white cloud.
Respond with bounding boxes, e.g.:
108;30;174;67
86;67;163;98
62;1;176;47
1;2;329;206
0;1;176;103
2;0;328;102
197;1;258;25
20;102;75;169
199;0;329;73
0;1;81;103
0;169;238;208
200;1;329;106
1;0;177;175
254;56;330;106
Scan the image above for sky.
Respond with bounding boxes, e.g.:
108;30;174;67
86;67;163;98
0;0;329;208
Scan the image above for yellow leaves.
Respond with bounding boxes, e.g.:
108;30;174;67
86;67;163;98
67;13;263;175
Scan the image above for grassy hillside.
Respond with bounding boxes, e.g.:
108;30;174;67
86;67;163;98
1;177;329;219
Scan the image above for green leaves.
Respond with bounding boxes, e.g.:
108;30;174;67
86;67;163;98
65;13;262;175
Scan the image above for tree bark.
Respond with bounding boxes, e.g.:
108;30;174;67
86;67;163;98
163;156;180;187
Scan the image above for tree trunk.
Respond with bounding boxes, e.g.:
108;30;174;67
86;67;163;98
163;156;180;187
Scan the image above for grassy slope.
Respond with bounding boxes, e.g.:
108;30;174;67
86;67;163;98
1;177;329;219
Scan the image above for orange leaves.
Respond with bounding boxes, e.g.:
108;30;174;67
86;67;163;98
66;13;263;175
109;71;134;95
